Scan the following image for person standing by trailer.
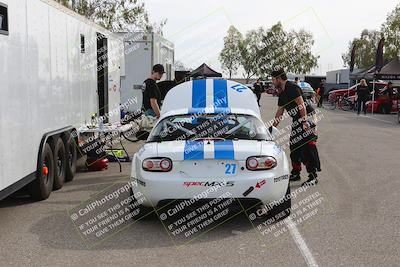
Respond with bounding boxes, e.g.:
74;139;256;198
317;79;326;108
142;64;165;118
253;78;264;107
356;79;369;116
271;69;321;186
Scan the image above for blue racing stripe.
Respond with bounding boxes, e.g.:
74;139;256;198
213;80;229;108
214;140;235;160
187;107;231;115
184;141;204;160
213;108;231;114
192;79;207;109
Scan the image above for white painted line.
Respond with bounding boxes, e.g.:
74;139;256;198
285;217;319;267
324;110;395;124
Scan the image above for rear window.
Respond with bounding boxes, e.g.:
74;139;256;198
0;3;8;35
148;114;269;142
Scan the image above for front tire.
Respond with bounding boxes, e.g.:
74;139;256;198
29;143;55;200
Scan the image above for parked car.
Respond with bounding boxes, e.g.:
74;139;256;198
265;86;278;96
366;87;400;114
131;79;291;219
328;82;387;103
298;82;316;100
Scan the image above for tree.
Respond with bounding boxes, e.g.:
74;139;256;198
342;29;382;69
55;0;151;32
258;23;318;75
342;3;400;69
239;29;263;83
382;3;400;60
286;29;319;74
219;26;243;79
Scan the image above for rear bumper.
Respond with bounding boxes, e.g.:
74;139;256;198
131;172;289;208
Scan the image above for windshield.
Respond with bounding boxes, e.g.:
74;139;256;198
148;114;269;142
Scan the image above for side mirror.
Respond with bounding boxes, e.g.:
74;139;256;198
268;126;279;140
136;131;150;141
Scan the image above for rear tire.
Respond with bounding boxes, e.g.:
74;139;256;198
29;143;55;200
379;105;387;114
268;185;291;219
342;100;351;111
53;138;66;190
327;99;337;110
129;187;153;221
65;136;77;182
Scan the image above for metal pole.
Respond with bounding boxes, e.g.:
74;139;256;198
372;79;376;115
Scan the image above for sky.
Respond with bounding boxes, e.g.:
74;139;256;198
144;0;399;76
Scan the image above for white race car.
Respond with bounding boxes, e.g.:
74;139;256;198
130;79;291;218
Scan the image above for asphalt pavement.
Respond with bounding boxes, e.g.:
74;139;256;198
1;94;399;267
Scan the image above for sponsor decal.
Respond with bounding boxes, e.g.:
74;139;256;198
133;178;146;187
231;84;248;93
243;180;267;197
255;179;267;189
243;186;254;197
183;181;235;188
274;175;289;183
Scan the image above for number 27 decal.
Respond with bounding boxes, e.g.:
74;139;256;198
225;164;237;175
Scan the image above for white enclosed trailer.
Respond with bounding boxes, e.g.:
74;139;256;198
0;0;123;201
119;32;175;112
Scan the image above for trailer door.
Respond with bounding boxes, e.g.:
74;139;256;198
97;33;108;120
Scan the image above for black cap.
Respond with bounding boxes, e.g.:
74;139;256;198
271;68;286;78
153;64;165;74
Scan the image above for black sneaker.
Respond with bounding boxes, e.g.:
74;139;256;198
290;173;301;182
301;174;318;187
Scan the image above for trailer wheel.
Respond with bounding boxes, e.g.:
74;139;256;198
29;143;55;200
53;138;67;190
65;136;77;182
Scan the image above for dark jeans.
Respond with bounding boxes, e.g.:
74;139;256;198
256;93;261;106
357;98;367;115
318;95;324;107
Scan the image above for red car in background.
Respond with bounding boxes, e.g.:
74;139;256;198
263;81;278;96
265;86;278;96
328;82;387;103
366;87;400;114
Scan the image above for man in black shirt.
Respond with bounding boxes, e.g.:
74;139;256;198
271;69;321;186
318;79;326;108
142;64;165;118
253;79;264;107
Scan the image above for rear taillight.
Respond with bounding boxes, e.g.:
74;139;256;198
142;158;173;172
246;156;277;171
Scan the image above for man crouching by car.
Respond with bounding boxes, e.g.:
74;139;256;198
271;68;321;186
